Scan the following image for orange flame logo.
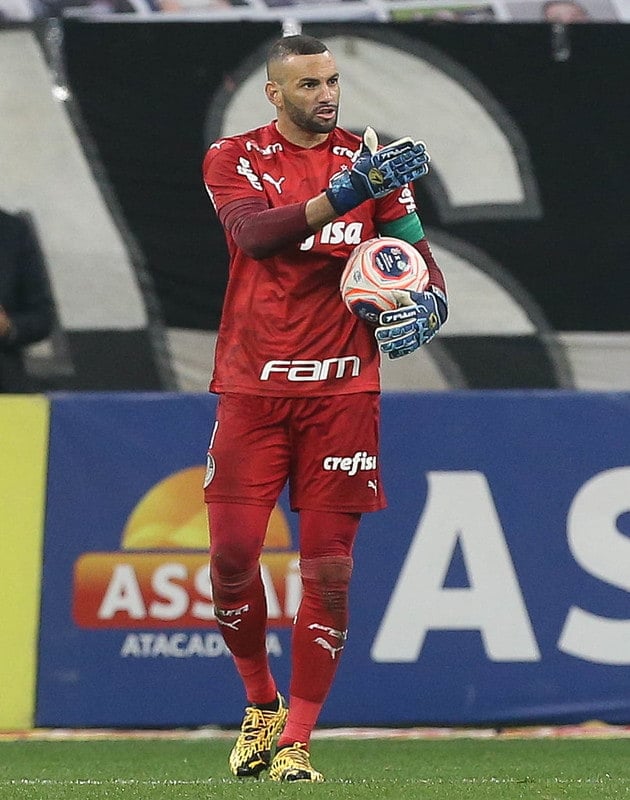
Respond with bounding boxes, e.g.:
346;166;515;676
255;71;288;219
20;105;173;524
73;467;298;629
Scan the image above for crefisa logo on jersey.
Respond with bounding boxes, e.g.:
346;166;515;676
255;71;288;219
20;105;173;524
323;451;377;477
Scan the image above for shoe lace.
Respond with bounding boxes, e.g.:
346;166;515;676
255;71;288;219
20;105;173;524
240;707;267;742
285;743;312;769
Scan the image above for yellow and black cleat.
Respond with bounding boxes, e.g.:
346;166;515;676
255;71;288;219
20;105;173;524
228;693;288;777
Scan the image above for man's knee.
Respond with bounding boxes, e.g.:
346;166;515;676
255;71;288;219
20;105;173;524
210;558;259;604
299;555;353;614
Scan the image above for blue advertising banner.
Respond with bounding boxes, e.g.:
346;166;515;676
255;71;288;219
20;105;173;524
37;392;630;728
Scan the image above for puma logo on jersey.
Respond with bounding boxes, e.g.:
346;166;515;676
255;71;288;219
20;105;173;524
262;173;286;194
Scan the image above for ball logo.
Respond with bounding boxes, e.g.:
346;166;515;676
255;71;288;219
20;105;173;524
72;466;299;629
339;237;429;323
375;246;410;279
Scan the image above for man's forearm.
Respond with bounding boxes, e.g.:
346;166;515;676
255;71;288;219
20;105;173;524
304;192;338;230
219;193;339;260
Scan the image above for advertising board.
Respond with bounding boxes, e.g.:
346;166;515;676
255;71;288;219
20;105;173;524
36;392;630;727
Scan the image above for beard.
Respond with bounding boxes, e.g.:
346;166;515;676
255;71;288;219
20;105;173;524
284;97;338;134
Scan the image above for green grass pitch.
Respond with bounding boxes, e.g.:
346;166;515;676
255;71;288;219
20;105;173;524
1;736;629;799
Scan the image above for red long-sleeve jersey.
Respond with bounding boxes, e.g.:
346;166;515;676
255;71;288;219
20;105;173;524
203;121;432;397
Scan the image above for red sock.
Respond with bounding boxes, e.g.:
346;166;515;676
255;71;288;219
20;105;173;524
278;696;321;749
208;502;276;705
214;568;277;705
233;652;278;707
280;511;360;746
284;555;353;743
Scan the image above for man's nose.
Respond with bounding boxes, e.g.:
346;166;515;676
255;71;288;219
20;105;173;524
319;85;336;102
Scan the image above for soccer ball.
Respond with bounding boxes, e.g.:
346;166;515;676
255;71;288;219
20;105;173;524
339;237;429;324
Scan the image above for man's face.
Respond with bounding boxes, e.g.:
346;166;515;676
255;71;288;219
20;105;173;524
267;51;340;135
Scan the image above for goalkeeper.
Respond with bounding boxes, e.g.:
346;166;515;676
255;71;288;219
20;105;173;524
202;33;447;783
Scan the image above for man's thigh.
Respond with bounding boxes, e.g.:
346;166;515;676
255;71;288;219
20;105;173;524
204;393;291;506
290;393;386;514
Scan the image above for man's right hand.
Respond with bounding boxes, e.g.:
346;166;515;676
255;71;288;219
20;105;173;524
326;126;430;216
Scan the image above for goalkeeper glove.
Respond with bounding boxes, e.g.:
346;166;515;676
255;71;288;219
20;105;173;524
326;126;430;216
375;289;447;359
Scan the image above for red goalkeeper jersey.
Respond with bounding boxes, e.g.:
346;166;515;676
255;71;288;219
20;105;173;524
203;122;418;397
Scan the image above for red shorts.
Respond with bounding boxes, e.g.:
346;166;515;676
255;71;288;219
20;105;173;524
204;392;386;513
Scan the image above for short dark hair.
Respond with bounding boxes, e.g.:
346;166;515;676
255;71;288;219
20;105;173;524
266;35;329;78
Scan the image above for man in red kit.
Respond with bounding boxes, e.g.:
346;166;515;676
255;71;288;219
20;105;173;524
202;34;447;782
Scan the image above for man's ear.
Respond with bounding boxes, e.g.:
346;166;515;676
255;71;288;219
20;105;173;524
265;81;282;109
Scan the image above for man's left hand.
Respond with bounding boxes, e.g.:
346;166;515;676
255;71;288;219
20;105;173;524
375;290;447;359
